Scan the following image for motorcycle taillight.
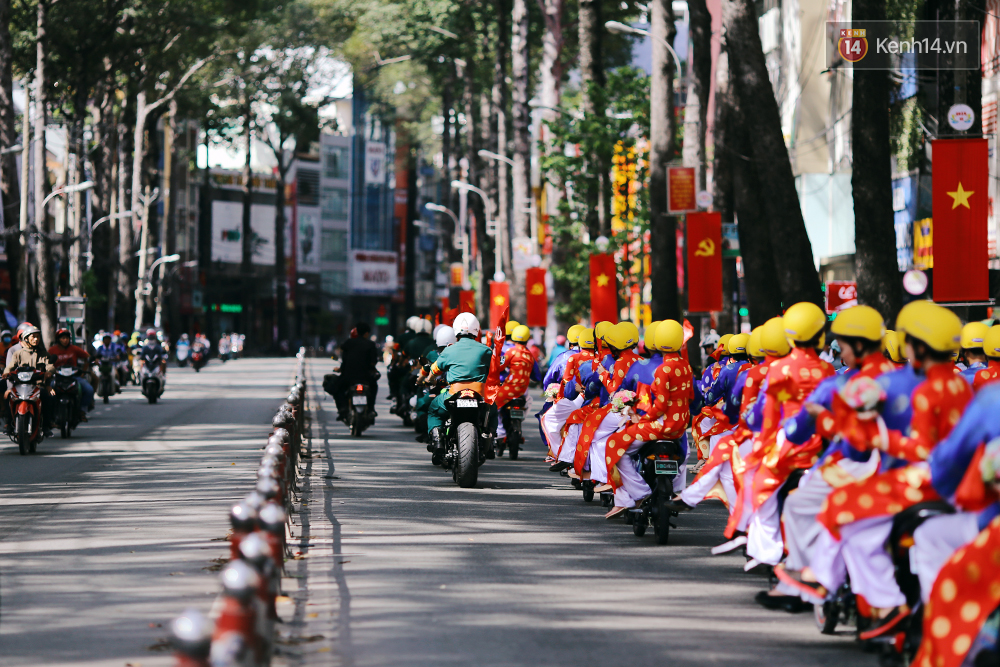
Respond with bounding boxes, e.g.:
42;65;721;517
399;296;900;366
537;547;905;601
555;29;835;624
356;384;364;391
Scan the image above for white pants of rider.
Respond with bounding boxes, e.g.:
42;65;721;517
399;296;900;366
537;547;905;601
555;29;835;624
910;512;981;603
542;396;584;457
497;420;506;440
811;516;907;608
613;440;650;508
680;459;737;509
586;411;628;485
558;423;582;464
746;490;783;566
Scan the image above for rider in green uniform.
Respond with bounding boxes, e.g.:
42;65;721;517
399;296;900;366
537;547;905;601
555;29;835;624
413;325;458;434
423;313;496;456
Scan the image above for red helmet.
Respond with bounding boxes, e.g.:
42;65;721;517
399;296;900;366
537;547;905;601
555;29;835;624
146;328;157;338
56;328;71;338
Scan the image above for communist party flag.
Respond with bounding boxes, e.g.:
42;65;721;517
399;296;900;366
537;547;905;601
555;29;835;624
458;289;477;314
489;281;509;331
589;253;618;324
932;139;989;302
525;267;548;328
687;211;722;312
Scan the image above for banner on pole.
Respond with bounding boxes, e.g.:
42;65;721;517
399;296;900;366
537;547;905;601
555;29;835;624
489;282;510;331
525;267;548;328
687;211;722;312
589;253;618;324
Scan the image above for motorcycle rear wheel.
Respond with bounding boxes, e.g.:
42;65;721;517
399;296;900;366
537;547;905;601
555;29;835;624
61;423;69;439
655;486;673;545
582;480;595;502
455;422;479;488
633;515;647;537
16;414;29;455
351;413;363;437
147;393;157;404
508;430;520;460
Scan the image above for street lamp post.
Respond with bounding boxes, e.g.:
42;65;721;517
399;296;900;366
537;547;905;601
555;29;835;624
145;253;181;329
39;181;95;298
451;180;506;283
425;202;470;291
86;211;132;270
605;20;683;70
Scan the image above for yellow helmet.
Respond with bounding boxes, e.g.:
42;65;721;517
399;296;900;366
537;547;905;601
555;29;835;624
831;305;885;342
747;327;765;359
578;328;596;350
727;333;750;356
605;322;640;350
896;300;961;352
983;326;1000;359
882;330;904;362
643;321;660;351
594;321;614;342
567;324;584;345
718;333;734;352
961;322;989;350
783;302;827;342
951;350;960;361
761;316;792;357
511;325;531;343
655;320;685;353
505;320;521;336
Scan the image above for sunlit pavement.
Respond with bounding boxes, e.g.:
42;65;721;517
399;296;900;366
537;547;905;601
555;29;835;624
0;357;297;666
277;360;869;667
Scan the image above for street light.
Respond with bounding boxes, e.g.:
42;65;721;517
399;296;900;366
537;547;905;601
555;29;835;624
86;211;133;270
147;254;181;329
477;149;515;168
426;202;470;290
527;99;584;120
451;180;505;283
40;180;95;211
605;20;682;71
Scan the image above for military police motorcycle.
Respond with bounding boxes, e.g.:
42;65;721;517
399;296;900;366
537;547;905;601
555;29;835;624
441;388;493;488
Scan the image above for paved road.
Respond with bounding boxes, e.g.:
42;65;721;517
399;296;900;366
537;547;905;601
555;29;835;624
0;357;297;666
281;360;872;667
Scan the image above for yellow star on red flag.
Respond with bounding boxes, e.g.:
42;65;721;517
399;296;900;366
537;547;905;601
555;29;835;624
947;182;974;209
493;295;506;306
596;273;610;287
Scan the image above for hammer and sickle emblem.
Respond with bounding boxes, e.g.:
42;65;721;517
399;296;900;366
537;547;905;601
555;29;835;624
530;283;544;295
694;238;716;257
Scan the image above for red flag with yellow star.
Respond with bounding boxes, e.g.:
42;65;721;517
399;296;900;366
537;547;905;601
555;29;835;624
489;281;509;331
589;253;617;324
458;289;477;315
525;267;547;328
932;138;988;302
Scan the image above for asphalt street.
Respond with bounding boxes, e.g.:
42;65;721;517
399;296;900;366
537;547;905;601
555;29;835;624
0;357;297;667
280;359;873;667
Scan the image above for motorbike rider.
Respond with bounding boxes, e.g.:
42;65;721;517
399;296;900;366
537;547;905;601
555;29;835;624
0;329;12;358
4;326;56;436
94;333;124;394
423;313;496;459
330;322;380;422
139;329;168;374
48;328;94;419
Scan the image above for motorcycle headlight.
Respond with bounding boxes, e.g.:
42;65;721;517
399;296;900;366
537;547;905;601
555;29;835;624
58;367;75;376
16;371;33;382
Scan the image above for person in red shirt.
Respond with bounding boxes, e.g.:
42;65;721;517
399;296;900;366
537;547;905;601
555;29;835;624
971;325;1000;391
48;328;93;418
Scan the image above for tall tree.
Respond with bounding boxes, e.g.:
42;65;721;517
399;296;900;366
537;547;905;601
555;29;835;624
851;0;902;324
510;0;530;320
648;0;679;321
722;0;822;307
578;0;608;237
33;0;56;342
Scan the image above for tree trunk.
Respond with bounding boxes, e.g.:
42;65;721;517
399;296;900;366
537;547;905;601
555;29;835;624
0;0;21;313
578;0;608;237
116;96;133;330
132;91;151;330
274;149;288;349
461;59;479;305
722;0;822;307
717;38;783;325
713;39;737;335
851;0;902;325
510;0;530;321
486;0;510;315
241;96;254;272
683;0;712;190
33;0;56;343
649;0;679;321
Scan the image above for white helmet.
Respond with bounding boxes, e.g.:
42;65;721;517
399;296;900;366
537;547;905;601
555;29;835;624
420;318;433;334
432;324;444;338
453;312;481;338
700;329;720;347
405;316;420;332
435;325;457;348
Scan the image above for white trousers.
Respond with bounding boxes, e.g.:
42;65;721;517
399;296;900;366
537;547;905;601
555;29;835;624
613;439;651;508
811;516;906;608
680;459;737;509
747;491;783;565
911;513;981;603
586;411;627;484
542;396;584;456
558;424;581;464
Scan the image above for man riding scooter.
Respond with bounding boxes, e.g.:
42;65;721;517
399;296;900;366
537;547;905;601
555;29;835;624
48;328;94;421
328;322;380;422
4;326;56;437
94;333;124;394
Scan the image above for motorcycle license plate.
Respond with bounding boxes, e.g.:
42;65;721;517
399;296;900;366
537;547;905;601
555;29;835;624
509;408;525;420
654;460;679;475
352;395;368;406
456;399;478;408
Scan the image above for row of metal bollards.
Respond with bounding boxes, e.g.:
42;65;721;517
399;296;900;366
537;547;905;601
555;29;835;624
168;349;308;667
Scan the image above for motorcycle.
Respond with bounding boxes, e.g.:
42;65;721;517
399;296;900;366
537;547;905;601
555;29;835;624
52;365;81;439
139;363;165;404
346;381;374;437
97;360;116;404
7;366;45;455
175;341;190;367
441;388;493;488
625;439;687;544
191;344;207;372
390;359;418;426
496;397;527;460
